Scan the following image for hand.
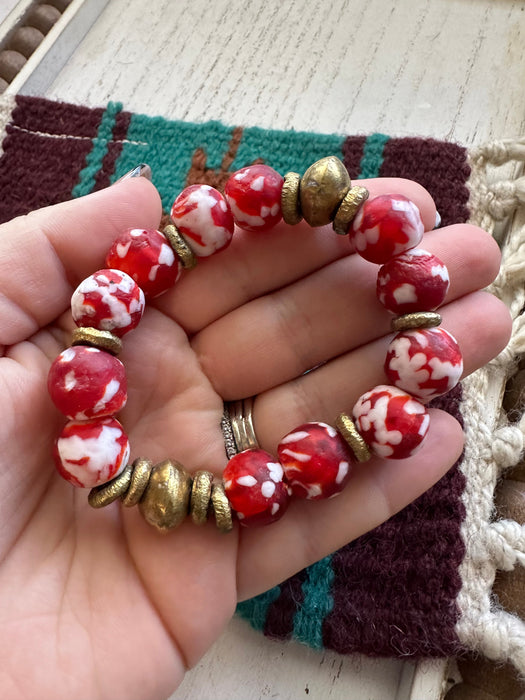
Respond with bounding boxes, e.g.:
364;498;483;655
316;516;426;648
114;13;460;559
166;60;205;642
0;176;510;700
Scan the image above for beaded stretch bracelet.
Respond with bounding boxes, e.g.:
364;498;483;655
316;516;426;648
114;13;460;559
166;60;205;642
47;156;463;532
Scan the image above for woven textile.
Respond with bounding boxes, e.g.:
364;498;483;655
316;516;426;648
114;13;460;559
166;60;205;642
1;95;524;672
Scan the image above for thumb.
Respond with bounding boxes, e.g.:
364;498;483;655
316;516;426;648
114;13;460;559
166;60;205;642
0;176;162;346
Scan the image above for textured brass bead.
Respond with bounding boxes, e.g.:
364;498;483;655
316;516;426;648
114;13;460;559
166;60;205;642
391;311;442;332
300;156;351;227
335;413;371;463
211;482;233;533
332;185;369;235
72;327;122;355
122;457;153;507
88;464;133;508
163;224;197;270
139;459;192;532
190;470;214;525
281;172;302;225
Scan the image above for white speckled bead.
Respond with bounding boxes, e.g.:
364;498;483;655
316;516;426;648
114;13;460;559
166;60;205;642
170;184;234;256
223;448;290;526
377;248;450;314
385;327;463;400
353;385;430;459
71;268;145;337
54;416;130;488
277;422;355;499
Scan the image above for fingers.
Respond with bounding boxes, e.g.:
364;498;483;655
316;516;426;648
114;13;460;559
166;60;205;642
0;178;161;345
193;224;502;399
236;407;464;600
155;177;437;333
253;290;511;453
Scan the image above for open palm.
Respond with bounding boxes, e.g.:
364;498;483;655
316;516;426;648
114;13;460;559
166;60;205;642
0;177;510;700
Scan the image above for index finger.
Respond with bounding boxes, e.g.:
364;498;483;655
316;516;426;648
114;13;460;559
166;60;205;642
0;178;161;346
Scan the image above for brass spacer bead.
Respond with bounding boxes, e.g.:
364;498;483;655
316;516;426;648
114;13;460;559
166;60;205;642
72;327;122;355
332;185;369;235
281;172;303;225
163;224;197;270
300;156;351;227
139;459;192;532
211;482;233;533
335;413;371;463
122;457;153;507
190;470;214;525
391;311;442;332
88;464;133;508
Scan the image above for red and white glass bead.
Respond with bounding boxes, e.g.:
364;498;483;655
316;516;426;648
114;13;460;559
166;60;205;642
170;184;234;257
71;268;145;336
277;422;354;499
48;346;127;420
377;248;450;314
105;228;181;298
385;327;463;401
224;164;283;232
54;416;130;488
350;194;424;264
223;448;290;527
353;385;430;459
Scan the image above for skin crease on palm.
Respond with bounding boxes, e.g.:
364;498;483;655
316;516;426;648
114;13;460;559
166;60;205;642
0;176;511;700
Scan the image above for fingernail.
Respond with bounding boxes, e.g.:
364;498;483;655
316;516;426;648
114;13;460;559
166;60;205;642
114;163;152;183
434;211;442;229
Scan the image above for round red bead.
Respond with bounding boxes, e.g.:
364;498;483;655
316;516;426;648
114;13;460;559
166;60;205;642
48;346;127;420
352;385;429;459
54;416;130;488
377;248;450;314
277;422;355;499
223;448;290;527
385;327;463;401
71;268;145;336
224;164;283;232
105;228;181;297
350;194;424;264
170;184;234;257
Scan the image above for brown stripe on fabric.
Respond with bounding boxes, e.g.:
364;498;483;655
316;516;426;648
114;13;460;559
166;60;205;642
379;138;471;227
0;127;92;223
321;384;466;657
341;136;367;179
93;109;133;190
263;569;308;641
13;95;104;137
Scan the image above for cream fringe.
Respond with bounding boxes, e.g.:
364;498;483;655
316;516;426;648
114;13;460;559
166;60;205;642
456;138;525;675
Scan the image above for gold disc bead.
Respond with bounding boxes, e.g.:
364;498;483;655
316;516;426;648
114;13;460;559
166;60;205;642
163;224;197;270
190;470;214;525
72;327;122;355
332;185;370;235
88;464;133;508
138;459;192;532
391;311;442;332
335;413;371;463
281;172;302;225
211;482;233;533
122;457;153;507
300;156;351;227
